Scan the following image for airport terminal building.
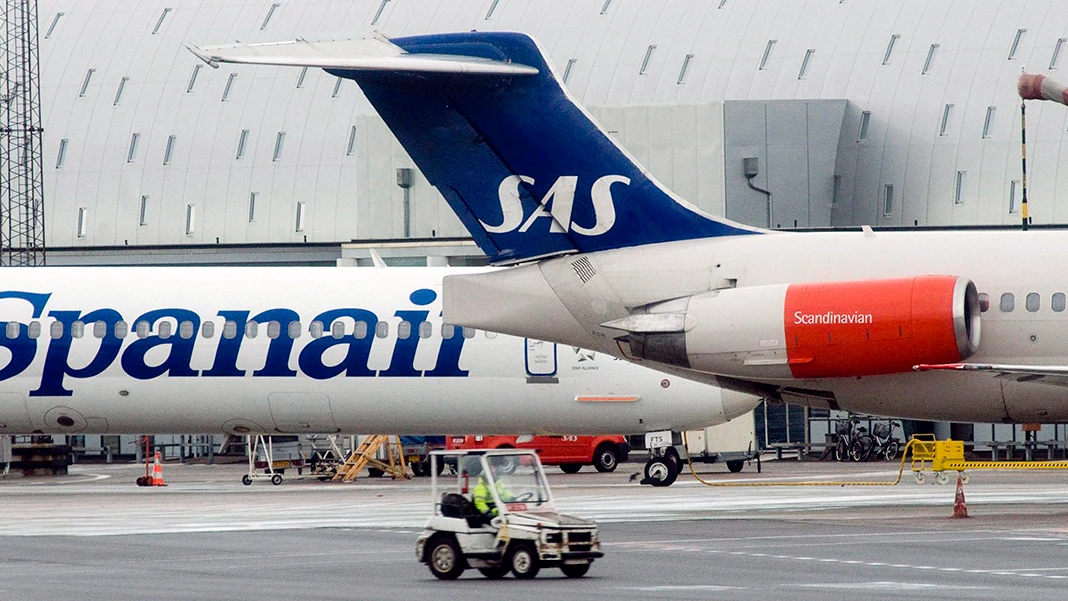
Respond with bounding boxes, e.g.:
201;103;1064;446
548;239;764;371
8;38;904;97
29;0;1068;452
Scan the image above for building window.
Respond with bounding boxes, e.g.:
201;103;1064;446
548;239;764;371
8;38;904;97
163;135;177;165
261;3;280;29
882;34;900;65
1052;38;1066;70
44;12;63;39
77;207;88;238
79;69;95;97
759;40;776;70
882;184;894;216
563;58;577;84
798;49;814;79
139;195;149;226
56;139;68;168
858;111;871;141
983;106;996;138
1009;29;1026;60
127;133;140;163
295;202;306;232
677;54;694;84
1026;292;1040;312
222;73;237;102
185;204;196;235
371;0;389;25
1053;293;1066;312
640;45;656;75
922;44;939;74
1000;292;1015;313
600;0;611;14
954;171;966;204
1009;180;1021;213
187;64;202;93
114;77;129;105
248;192;257;223
296;66;309;88
152;8;172;35
718;0;727;7
939;104;954;136
332;77;343;98
485;0;500;19
273;132;286;161
236;129;249;159
346;126;357;156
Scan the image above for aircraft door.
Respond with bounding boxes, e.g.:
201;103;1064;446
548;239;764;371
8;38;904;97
268;393;340;433
0;393;32;433
525;339;558;381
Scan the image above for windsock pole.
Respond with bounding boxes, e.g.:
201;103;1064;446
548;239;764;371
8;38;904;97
1020;98;1029;231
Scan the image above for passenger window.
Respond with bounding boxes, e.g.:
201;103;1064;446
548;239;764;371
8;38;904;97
1054;293;1066;313
222;320;237;339
202;321;215;338
267;321;280;340
115;321;128;338
376;321;389;338
1026;292;1040;312
331;321;345;339
136;321;150;339
28;321;40;339
245;321;258;339
287;321;301;339
5;322;18;339
50;321;64;339
398;321;411;340
310;320;324;339
463;326;476;339
93;321;107;338
179;320;194;339
1000;292;1015;312
71;321;84;339
978;292;989;312
158;321;172;339
419;321;432;339
441;323;456;339
354;321;368;339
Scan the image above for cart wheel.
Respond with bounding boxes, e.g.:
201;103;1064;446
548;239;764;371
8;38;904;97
367;468;384;478
560;563;590;578
241;474;252;486
959;472;970;485
726;460;744;473
644;457;678;487
271;474;283;485
478;566;509;579
427;535;465;580
507;541;540;580
913;471;927;484
411;463;428;477
935;471;949;485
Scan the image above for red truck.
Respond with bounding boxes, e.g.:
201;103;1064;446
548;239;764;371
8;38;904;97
446;435;630;473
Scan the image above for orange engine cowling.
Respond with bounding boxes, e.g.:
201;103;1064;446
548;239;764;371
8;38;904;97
783;275;980;378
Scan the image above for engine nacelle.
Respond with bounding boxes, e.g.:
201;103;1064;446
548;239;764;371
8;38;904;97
624;276;980;380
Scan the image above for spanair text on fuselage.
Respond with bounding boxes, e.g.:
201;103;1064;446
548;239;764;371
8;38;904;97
0;266;753;436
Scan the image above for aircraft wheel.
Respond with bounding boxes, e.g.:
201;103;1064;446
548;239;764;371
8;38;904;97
507;541;541;579
271;474;283;485
644;457;678;487
427;535;465;580
241;474;252;486
560;562;590;578
726;460;744;473
914;471;927;484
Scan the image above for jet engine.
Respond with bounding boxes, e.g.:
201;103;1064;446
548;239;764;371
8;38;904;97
609;275;980;380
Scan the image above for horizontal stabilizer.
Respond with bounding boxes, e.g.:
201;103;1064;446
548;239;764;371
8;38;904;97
187;34;538;75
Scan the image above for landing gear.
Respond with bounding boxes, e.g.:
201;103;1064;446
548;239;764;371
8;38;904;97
641;431;682;487
643;456;678;487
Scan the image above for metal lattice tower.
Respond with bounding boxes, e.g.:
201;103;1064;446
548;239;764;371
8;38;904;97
1;0;45;266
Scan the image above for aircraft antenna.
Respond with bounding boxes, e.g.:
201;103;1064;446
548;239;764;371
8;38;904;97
0;0;46;266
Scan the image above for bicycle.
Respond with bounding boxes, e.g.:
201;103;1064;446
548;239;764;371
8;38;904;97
850;421;901;461
832;418;862;462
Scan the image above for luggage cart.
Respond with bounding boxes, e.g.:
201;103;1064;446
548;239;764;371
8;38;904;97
242;435;306;485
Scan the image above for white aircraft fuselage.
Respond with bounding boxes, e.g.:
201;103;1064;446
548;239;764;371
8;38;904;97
0;266;756;436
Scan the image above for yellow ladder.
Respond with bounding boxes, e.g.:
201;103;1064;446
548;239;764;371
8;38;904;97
332;435;411;482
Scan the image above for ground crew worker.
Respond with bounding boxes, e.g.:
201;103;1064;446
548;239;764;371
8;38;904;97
472;460;511;522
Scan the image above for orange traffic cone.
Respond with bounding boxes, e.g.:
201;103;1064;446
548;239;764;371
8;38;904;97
952;474;968;518
150;451;167;487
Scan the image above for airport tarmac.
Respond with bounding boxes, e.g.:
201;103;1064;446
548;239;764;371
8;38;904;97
2;459;1068;600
